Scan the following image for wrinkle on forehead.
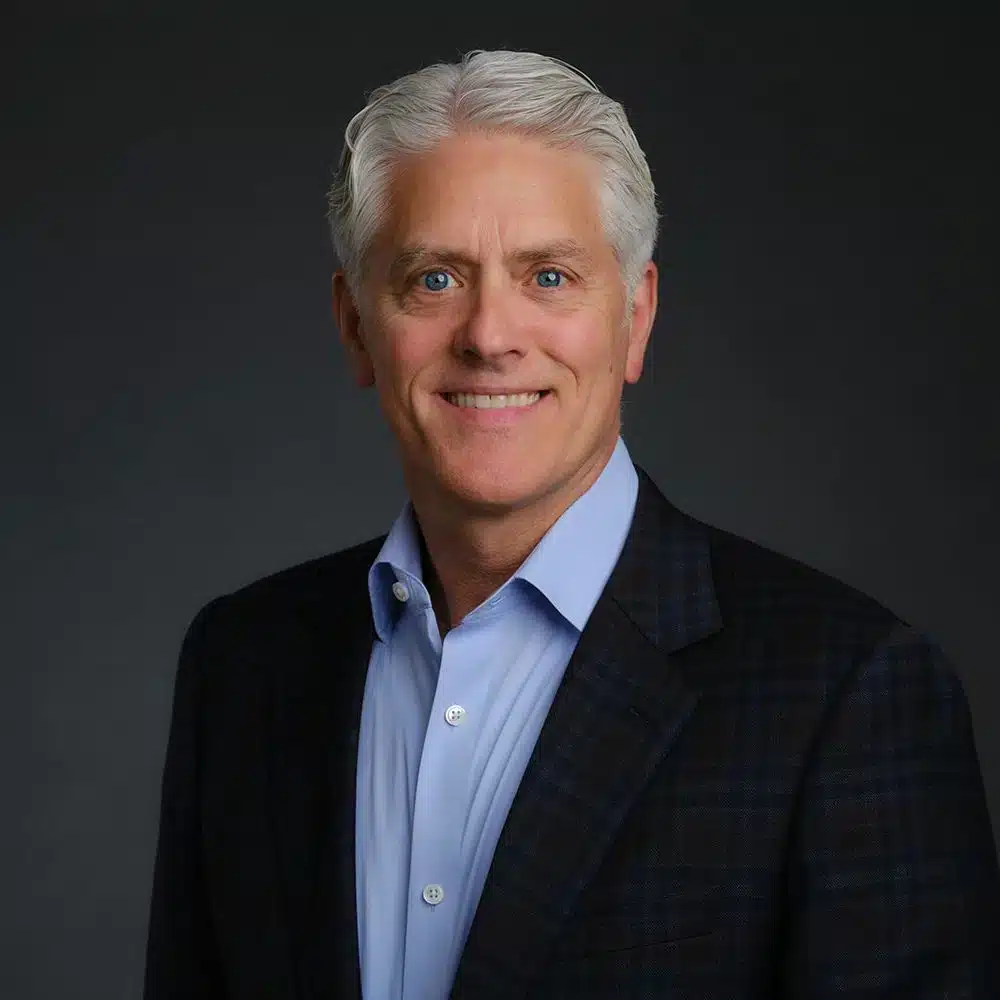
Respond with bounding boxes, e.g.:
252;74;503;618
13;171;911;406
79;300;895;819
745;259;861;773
378;131;611;270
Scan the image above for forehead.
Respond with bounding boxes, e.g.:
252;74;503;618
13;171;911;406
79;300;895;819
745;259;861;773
377;131;609;254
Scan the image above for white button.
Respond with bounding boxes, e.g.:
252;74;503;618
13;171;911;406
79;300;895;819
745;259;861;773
422;883;444;905
391;581;410;602
444;704;467;726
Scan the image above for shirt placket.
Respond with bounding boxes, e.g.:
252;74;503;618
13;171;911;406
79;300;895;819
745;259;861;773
402;618;481;1000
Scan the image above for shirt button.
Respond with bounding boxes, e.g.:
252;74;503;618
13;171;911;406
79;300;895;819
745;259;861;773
422;883;444;905
444;704;467;726
391;581;410;602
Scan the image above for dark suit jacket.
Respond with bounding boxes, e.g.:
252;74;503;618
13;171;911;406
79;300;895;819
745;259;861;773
144;466;1000;998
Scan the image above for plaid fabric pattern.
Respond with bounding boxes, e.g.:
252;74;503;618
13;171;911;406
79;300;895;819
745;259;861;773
145;465;1000;999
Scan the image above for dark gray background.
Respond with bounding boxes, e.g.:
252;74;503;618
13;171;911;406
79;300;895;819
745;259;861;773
4;9;997;998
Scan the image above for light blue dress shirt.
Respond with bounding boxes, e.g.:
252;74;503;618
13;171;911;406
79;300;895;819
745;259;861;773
356;436;639;1000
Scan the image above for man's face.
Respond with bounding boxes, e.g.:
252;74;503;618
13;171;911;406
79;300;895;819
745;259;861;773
334;131;657;516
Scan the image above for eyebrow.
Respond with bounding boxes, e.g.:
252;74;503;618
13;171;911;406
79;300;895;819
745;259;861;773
387;238;597;282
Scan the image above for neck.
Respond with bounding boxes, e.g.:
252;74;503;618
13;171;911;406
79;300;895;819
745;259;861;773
408;437;618;634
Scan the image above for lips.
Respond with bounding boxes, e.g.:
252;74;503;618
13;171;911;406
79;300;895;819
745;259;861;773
443;389;548;407
434;388;551;421
439;389;550;396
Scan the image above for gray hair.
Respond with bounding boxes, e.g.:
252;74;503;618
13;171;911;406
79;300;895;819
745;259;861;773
326;49;660;312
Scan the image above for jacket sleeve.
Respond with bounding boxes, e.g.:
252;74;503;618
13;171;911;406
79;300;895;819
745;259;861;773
144;600;228;999
782;621;1000;997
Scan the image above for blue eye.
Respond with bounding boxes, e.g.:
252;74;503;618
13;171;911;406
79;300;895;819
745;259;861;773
421;270;452;292
416;268;565;292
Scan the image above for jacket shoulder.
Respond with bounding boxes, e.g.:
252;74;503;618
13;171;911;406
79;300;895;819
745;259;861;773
188;533;386;638
702;516;907;652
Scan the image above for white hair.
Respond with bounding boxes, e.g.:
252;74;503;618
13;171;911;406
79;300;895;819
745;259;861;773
326;49;660;311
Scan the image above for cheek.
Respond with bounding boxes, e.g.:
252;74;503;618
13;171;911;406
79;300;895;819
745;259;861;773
554;318;620;378
372;322;444;407
372;322;425;380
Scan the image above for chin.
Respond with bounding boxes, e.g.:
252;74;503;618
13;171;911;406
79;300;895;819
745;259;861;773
436;458;552;512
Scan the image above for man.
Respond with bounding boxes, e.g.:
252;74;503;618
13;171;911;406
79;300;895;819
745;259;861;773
144;49;1000;999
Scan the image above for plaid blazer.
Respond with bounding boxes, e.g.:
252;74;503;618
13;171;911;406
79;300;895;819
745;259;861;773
145;465;1000;998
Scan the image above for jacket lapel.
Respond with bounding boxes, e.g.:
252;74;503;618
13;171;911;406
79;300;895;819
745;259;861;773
451;467;723;999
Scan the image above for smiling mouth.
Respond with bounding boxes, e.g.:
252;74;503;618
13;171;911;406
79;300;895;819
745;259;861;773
442;390;549;409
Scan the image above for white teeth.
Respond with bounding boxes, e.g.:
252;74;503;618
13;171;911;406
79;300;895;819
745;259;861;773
446;391;543;409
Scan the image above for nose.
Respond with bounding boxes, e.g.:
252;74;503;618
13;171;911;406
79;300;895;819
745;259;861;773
452;270;527;364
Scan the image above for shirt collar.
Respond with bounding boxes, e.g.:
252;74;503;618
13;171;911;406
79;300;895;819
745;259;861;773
367;436;639;640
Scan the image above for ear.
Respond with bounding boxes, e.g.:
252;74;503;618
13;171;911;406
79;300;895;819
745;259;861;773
623;260;658;385
332;270;376;388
